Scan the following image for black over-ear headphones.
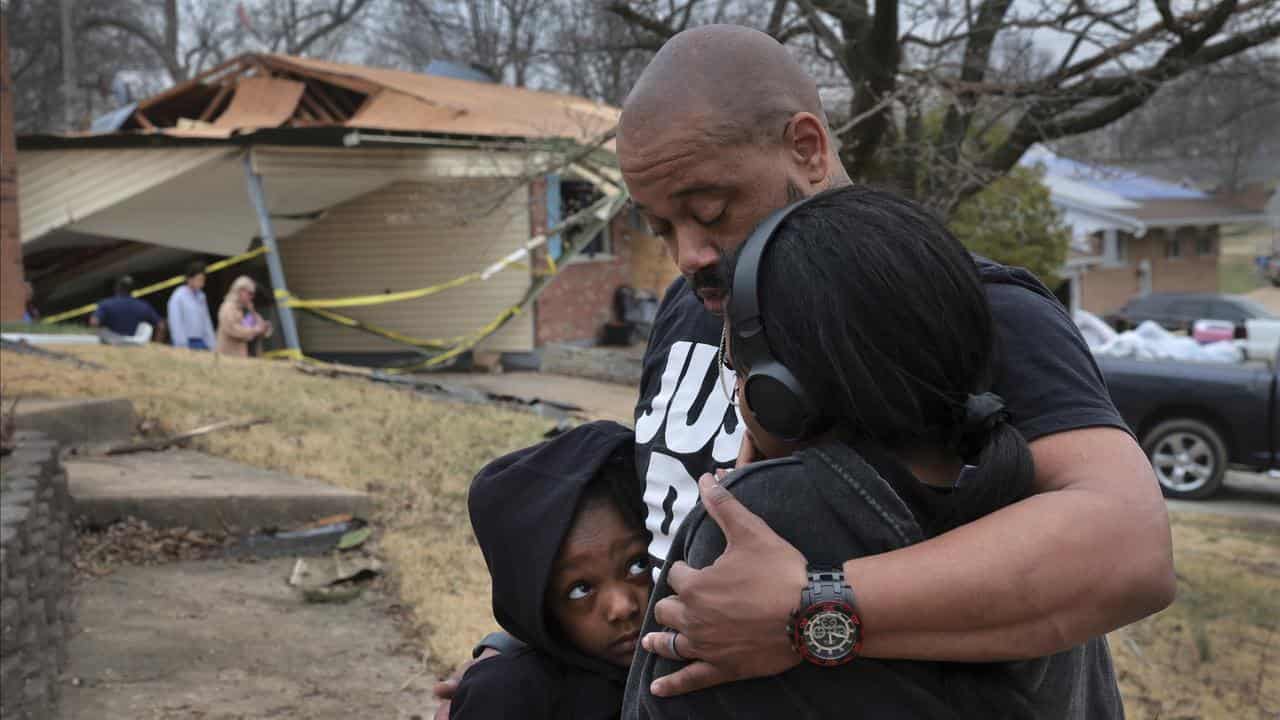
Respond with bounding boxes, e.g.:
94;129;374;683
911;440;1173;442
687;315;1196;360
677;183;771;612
727;196;827;442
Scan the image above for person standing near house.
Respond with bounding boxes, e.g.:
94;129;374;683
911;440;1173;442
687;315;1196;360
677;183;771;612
90;275;164;342
215;275;272;357
167;261;216;351
21;281;39;323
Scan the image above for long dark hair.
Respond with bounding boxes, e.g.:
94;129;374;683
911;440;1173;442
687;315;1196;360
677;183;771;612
724;185;1033;533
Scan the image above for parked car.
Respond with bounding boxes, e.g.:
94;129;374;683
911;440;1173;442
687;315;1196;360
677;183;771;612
1106;292;1277;337
1098;350;1279;499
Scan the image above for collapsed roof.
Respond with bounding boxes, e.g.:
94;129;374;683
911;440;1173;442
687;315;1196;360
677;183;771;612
63;52;618;144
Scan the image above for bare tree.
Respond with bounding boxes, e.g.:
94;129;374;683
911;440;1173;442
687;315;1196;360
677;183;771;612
8;0;377;133
235;0;377;58
1057;51;1280;192
607;0;1280;214
370;0;556;86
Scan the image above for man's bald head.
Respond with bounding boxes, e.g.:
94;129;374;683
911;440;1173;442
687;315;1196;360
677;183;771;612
620;24;827;149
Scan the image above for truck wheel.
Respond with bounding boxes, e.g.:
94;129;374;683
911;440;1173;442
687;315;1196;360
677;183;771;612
1142;419;1228;500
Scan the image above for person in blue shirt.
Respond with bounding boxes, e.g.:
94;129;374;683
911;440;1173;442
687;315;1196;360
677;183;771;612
91;276;164;341
167;262;216;351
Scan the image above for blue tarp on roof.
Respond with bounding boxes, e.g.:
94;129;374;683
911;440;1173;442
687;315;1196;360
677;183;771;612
89;103;138;134
425;59;496;84
1022;147;1205;200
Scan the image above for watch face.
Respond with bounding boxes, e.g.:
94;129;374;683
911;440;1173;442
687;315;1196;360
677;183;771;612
800;602;859;664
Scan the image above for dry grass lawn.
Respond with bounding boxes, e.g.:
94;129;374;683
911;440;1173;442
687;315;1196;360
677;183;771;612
1110;512;1280;719
3;343;1277;717
1;343;548;670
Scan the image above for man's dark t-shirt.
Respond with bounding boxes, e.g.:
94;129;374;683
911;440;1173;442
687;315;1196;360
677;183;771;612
94;296;161;337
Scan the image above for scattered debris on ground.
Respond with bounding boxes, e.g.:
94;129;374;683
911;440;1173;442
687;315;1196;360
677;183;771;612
100;416;270;455
231;516;368;558
0;338;106;369
292;360;585;420
74;517;233;575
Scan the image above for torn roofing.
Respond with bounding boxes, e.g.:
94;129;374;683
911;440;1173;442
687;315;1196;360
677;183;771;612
32;52;618;145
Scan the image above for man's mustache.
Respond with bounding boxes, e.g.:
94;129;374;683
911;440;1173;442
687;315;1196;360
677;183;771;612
689;267;726;294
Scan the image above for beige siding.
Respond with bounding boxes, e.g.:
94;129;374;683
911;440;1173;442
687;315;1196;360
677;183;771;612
18;148;233;243
253;145;542;180
279;180;534;354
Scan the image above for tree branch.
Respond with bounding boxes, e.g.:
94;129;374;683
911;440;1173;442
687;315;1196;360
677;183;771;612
605;2;681;44
79;15;184;82
290;0;376;56
766;0;791;37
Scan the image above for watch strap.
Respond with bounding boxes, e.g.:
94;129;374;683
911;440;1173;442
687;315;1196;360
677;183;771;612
802;566;856;609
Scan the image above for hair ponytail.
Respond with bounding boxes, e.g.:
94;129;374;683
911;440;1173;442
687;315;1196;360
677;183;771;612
941;420;1035;533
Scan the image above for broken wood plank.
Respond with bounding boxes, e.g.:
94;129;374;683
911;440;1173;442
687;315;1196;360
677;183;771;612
298;92;335;123
198;83;234;122
305;80;349;118
293;361;372;379
103;417;270;456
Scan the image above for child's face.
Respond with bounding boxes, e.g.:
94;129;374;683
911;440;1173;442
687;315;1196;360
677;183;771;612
545;501;653;667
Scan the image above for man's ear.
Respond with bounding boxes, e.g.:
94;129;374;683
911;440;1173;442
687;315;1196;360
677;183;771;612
783;112;831;186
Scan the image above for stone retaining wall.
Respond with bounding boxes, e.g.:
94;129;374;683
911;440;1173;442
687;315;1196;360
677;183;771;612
1;432;74;720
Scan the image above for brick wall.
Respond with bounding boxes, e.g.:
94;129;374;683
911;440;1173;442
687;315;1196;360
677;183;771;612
0;16;28;323
1080;226;1221;315
630;232;680;297
534;210;634;345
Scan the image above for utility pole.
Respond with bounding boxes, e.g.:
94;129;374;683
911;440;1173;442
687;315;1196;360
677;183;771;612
60;0;76;131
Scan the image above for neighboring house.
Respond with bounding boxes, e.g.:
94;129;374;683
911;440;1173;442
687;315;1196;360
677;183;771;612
1023;146;1267;316
17;53;670;361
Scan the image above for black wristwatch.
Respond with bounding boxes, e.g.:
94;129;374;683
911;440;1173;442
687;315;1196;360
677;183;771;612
788;566;862;666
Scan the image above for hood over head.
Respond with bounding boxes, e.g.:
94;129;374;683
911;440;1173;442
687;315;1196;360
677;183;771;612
468;421;637;681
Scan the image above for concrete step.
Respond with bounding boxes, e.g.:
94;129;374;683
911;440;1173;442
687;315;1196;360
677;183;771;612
66;450;371;533
14;398;136;446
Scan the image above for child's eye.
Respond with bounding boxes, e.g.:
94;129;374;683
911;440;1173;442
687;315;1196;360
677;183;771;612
627;556;651;577
567;582;591;601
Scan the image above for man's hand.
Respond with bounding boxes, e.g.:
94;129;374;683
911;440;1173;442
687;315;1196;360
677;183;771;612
431;649;498;720
640;473;807;696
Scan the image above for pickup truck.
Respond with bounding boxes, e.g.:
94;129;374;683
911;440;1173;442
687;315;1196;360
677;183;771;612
1097;352;1278;499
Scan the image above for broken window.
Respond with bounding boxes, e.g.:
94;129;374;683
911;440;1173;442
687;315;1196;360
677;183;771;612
560;179;611;259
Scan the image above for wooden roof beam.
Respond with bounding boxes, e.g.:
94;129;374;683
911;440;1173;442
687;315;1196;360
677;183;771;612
297;92;335;123
257;55;378;96
304;80;348;119
137;55;253;113
197;83;234;122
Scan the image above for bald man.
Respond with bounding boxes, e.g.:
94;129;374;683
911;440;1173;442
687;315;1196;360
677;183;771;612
436;25;1173;718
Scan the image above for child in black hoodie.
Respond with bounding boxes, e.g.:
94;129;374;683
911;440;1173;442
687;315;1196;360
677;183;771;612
453;421;651;720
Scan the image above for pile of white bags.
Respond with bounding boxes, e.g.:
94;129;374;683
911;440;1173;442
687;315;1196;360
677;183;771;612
1075;310;1245;364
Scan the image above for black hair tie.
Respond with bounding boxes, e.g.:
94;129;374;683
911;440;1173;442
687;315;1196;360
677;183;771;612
953;392;1010;461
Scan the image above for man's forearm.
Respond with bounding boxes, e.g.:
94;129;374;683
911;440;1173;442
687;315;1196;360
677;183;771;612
847;429;1175;661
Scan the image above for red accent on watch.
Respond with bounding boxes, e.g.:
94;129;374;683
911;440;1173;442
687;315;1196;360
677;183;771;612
789;567;862;667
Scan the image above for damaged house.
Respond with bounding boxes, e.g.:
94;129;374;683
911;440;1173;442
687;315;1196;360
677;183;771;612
17;53;676;363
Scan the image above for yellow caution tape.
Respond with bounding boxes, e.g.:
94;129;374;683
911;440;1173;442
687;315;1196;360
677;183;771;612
282;272;483;310
264;348;307;361
41;246;271;325
267;190;629;372
279;192;616;311
298;307;466;350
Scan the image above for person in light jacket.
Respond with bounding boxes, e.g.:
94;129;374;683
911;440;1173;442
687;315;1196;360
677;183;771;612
167;262;216;351
215;275;272;357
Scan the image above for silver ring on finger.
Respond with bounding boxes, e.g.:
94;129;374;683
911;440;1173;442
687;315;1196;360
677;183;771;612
668;631;685;661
